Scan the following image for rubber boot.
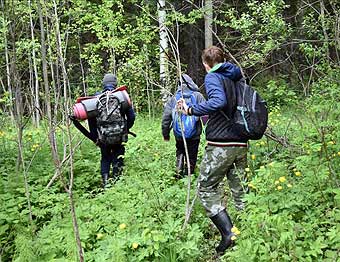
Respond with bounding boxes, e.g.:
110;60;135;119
175;154;184;179
210;209;235;255
111;163;123;184
101;173;109;188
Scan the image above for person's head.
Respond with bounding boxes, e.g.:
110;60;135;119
201;46;225;72
102;73;117;91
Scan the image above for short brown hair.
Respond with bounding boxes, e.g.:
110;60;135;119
201;46;225;68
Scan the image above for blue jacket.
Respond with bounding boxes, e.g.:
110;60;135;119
190;62;245;142
162;74;206;140
191;62;242;116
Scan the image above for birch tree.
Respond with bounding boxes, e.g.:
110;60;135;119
157;0;169;103
204;0;213;48
28;0;41;127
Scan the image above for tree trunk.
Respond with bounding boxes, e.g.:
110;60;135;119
204;0;213;48
53;1;84;260
37;0;60;167
157;0;169;103
1;0;14;122
28;0;41;127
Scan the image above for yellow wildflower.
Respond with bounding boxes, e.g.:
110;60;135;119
96;233;104;240
231;235;237;241
251;154;256;160
277;186;283;190
248;183;256;189
279;176;286;183
295;171;302;177
337;152;340;156
287;184;293;188
245;167;250;172
119;223;127;230
132;242;139;249
231;227;240;235
274;180;280;185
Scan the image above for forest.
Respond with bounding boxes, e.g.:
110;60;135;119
0;0;339;261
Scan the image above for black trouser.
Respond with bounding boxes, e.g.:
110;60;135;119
175;138;200;175
100;143;125;178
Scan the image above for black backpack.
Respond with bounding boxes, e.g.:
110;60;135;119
223;78;268;140
96;91;128;145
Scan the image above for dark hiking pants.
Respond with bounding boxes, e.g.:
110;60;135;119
175;138;200;175
100;143;125;178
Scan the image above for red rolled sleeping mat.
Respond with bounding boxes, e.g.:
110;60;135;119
72;85;132;120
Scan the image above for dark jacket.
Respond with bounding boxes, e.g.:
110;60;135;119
162;74;206;140
190;62;246;142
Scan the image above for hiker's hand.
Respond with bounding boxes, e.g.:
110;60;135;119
177;98;189;115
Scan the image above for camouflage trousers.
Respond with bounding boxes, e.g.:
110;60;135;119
197;145;248;217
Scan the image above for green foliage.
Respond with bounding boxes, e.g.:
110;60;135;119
221;71;340;261
254;77;297;107
218;0;291;66
1;87;340;260
0;117;207;261
1;0;340;261
67;0;159;110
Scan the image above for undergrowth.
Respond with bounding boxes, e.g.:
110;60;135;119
1;75;340;261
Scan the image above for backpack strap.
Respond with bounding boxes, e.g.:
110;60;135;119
176;76;197;106
175;90;182;101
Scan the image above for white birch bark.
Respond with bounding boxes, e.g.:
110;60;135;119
204;0;213;48
157;0;169;102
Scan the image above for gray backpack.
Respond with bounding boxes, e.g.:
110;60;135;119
223;78;268;140
96;91;127;145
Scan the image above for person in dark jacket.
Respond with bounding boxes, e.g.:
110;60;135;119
71;73;135;188
162;74;206;179
177;46;248;255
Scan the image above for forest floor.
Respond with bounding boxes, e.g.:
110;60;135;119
1;109;340;261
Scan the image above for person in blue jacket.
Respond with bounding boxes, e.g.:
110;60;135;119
161;74;206;179
178;46;248;255
71;73;135;188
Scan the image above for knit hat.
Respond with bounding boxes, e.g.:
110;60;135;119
102;73;117;90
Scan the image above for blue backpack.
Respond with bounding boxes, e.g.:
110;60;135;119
172;91;199;139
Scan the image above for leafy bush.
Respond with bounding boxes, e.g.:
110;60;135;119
253;76;297;108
